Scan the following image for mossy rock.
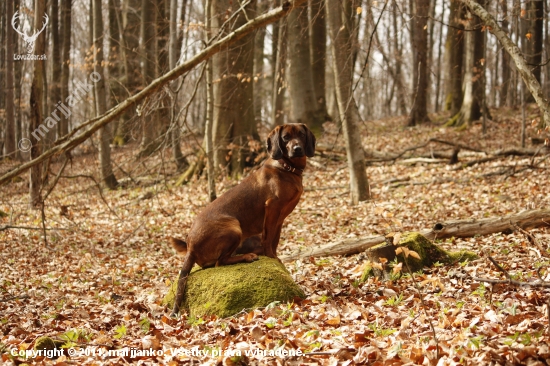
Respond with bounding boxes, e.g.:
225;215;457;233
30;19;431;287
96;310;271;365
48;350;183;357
362;232;477;280
163;256;305;318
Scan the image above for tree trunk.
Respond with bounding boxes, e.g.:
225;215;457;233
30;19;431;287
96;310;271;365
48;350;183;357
392;0;408;116
287;1;323;135
59;0;71;138
309;0;329;122
326;0;370;205
272;14;287;126
49;0;62;144
93;0;118;189
521;0;544;103
445;0;465;114
406;0;431;126
169;0;186;170
461;0;550;127
499;0;510;107
138;0;158;157
253;1;268;125
282;209;550;261
115;0;141;146
29;0;48;208
4;0;16;158
205;0;216;201
212;0;258;177
446;0;487;127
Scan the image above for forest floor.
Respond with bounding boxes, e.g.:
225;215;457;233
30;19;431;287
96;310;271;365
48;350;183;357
1;105;550;365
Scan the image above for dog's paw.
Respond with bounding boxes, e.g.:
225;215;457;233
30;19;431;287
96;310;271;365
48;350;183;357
243;253;259;262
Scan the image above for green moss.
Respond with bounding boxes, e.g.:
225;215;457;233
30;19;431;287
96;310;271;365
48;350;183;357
396;232;477;271
0;210;8;218
163;256;305;318
34;336;64;352
364;232;478;278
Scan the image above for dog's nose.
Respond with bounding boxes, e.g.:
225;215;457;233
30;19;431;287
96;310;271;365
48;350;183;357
293;146;304;155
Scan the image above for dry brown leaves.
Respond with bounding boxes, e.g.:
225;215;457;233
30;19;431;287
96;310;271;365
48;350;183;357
1;109;549;365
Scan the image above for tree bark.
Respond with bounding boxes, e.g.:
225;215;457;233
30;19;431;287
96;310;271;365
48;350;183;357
169;0;186;170
282;209;550;261
326;0;370;205
287;1;324;135
272;13;287;126
445;0;465;114
499;0;510;107
29;0;47;208
253;1;268;125
4;0;16;158
212;0;258;177
138;0;158;157
309;0;329;121
50;0;62;144
205;0;216;201
461;0;550;127
0;0;309;186
406;0;431;126
521;0;544;103
59;0;71;137
93;0;118;189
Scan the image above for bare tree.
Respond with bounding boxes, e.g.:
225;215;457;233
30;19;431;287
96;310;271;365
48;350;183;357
205;0;216;201
310;0;329;122
447;0;488;127
326;0;370;204
93;0;118;188
169;0;186;170
59;0;71;137
406;0;431;126
29;0;48;207
138;0;158;157
212;0;258;177
272;10;287;126
4;0;16;158
445;0;465;114
287;2;324;134
461;0;550;127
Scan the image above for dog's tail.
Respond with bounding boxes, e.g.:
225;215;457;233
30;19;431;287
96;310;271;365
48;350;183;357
170;237;188;254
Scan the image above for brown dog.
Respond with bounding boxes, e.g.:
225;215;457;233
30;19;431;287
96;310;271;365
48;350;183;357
170;123;316;316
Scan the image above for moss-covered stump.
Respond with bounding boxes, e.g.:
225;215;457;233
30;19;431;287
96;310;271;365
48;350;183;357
34;336;65;353
163;256;305;318
363;232;477;280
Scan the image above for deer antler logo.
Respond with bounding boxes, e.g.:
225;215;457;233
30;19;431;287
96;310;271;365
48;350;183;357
11;11;49;54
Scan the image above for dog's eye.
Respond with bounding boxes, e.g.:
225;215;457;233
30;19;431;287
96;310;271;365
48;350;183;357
282;135;290;141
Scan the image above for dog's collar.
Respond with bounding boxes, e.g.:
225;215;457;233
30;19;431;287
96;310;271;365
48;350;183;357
276;158;304;176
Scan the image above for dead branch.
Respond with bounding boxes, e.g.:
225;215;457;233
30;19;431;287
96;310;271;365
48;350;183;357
472;277;550;288
0;0;307;186
282;209;550;262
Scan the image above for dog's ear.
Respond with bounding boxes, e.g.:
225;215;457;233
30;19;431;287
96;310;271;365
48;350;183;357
302;124;316;157
267;126;284;160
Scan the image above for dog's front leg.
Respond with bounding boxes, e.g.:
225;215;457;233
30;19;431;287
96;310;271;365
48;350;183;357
262;198;282;258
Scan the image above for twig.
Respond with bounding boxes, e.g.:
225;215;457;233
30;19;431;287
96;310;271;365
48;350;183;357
511;222;549;258
472;277;550;288
0;295;30;302
487;255;511;280
0;225;71;232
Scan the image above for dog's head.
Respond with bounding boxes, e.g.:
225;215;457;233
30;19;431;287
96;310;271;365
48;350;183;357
267;123;316;160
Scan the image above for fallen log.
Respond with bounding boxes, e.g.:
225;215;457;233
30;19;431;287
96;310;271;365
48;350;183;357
281;209;550;262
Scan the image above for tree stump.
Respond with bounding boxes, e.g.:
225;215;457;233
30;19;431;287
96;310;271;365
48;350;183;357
362;232;478;281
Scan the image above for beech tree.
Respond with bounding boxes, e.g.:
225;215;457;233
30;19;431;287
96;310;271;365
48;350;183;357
326;0;370;204
93;0;118;188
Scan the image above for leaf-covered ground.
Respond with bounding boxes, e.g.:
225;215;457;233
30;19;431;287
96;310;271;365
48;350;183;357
1;108;549;365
